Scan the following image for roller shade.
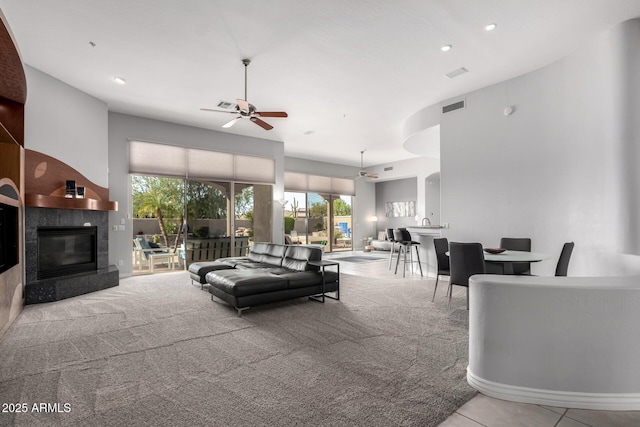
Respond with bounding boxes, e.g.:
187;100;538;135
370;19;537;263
284;172;355;196
129;140;275;184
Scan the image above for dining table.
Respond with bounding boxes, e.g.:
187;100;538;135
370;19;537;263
483;249;551;274
445;249;551;275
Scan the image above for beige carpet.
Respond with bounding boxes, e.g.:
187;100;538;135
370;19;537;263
0;271;475;426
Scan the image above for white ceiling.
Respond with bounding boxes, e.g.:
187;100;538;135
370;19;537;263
2;0;640;168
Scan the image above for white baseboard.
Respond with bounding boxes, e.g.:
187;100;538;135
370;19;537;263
467;368;640;411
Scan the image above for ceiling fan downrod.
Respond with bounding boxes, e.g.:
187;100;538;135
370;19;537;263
242;58;250;101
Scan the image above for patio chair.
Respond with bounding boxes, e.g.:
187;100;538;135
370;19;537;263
133;237;175;272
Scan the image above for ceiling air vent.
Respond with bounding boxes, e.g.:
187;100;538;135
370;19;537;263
217;101;236;110
384;166;393;171
445;67;469;79
442;100;465;114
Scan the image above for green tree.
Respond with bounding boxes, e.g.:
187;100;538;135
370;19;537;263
333;198;351;216
132;175;184;247
235;186;254;218
309;201;327;218
186;181;227;219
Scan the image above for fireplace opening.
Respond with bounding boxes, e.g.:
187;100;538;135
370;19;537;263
37;226;97;279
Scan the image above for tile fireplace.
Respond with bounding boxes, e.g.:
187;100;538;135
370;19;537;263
25;207;118;304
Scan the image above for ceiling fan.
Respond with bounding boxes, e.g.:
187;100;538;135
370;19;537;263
356;150;379;179
200;59;288;131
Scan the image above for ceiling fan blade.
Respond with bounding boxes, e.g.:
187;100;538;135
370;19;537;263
250;117;273;130
255;111;288;118
237;99;250;113
367;173;379;179
222;117;241;128
200;108;236;114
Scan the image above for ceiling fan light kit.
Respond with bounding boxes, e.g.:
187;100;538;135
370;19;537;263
200;59;287;130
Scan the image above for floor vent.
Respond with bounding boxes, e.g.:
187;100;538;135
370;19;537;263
442;100;465;114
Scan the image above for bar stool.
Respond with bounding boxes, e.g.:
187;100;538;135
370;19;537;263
393;228;423;277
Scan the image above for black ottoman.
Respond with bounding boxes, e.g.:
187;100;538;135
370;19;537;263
188;261;233;289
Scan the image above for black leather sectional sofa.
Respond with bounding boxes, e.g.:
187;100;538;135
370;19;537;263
189;243;339;316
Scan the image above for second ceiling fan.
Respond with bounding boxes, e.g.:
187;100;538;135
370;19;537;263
200;59;288;131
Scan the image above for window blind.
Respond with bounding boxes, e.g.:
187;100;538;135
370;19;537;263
129;140;275;184
284;171;355;196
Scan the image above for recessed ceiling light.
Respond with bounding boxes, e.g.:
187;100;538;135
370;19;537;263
304;130;315;135
485;23;497;31
113;77;126;85
440;44;452;52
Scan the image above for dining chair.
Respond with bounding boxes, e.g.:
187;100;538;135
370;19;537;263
500;237;532;275
555;242;575;276
448;242;485;310
432;238;450;302
393;228;423;277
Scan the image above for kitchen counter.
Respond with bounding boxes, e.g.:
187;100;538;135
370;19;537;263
405;226;443;277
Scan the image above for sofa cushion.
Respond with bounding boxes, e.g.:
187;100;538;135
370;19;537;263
281;246;322;272
234;261;278;269
216;256;250;267
206;269;288;297
247;242;287;266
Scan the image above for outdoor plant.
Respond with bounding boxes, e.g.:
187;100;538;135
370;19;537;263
284;217;295;234
165;222;178;234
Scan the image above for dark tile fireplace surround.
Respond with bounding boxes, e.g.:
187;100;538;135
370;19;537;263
25;207;118;304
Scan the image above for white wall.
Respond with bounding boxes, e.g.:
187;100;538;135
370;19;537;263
440;19;640;276
365;156;441;227
108;112;285;277
24;66;109;187
375;178;418;232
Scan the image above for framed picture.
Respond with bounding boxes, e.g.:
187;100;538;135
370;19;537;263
385;201;415;218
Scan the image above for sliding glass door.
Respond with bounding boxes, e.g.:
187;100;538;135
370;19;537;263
132;175;272;273
283;191;352;252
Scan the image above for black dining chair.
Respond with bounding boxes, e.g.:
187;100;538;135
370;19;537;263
555;242;575;276
393;228;423;277
432;238;450;302
500;237;532;275
448;242;485;310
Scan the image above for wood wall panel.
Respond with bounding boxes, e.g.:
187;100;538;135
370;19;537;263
0;14;26;146
25;149;110;201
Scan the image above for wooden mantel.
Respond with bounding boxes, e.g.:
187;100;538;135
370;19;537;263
24;149;118;211
25;194;117;211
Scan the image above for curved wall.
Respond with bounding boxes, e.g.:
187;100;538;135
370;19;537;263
468;274;640;410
